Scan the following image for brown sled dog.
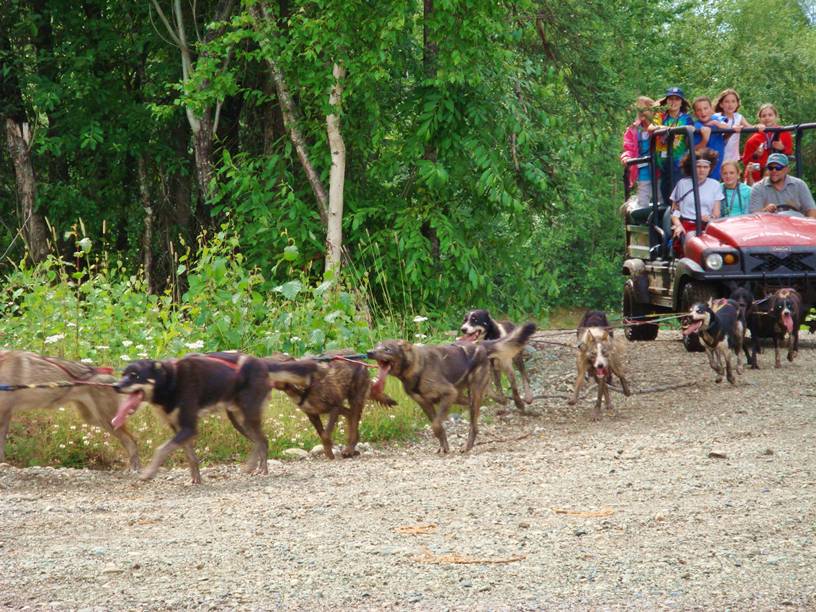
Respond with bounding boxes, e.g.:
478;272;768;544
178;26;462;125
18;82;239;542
113;353;271;483
0;351;140;469
368;323;536;453
568;327;631;420
262;352;396;459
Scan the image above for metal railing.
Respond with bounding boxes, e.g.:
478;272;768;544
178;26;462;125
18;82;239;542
622;123;816;257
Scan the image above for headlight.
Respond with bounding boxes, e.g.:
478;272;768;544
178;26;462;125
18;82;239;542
705;253;723;270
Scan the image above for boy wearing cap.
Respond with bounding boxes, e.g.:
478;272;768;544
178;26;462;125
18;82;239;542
749;153;816;217
650;87;693;206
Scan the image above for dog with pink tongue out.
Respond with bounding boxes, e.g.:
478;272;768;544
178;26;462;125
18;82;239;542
112;353;272;484
683;299;744;385
368;322;536;454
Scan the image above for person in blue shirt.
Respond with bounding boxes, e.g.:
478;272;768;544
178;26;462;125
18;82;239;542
692;96;728;180
720;160;751;217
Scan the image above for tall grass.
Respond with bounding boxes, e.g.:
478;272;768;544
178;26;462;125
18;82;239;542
0;224;441;468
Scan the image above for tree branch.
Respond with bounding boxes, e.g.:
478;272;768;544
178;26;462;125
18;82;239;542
250;2;329;225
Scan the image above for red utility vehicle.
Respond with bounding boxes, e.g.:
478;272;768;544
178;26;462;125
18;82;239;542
621;123;816;350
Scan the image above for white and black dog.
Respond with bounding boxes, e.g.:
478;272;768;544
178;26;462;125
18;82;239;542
683;299;744;384
459;309;533;412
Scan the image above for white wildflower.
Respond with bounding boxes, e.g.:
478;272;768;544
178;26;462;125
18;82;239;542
120;355;131;361
45;334;65;344
59;444;66;449
122;340;133;347
67;322;77;328
415;333;427;340
96;345;110;350
137;352;148;358
413;315;428;323
185;340;204;350
80;358;93;364
290;336;301;343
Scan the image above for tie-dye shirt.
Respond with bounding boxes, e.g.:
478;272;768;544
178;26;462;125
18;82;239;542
655;111;692;162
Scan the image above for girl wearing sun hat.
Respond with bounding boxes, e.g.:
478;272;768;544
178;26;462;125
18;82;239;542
650;87;693;206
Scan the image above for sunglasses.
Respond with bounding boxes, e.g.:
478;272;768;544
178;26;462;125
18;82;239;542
767;165;786;171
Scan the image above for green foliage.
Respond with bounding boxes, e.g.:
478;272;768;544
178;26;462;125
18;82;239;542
3;0;816;321
0;228;434;468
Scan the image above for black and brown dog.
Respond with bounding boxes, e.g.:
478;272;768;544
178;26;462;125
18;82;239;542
458;309;533;412
261;352;396;460
766;288;802;368
369;322;536;453
112;353;271;483
728;285;755;367
576;310;612;337
683;299;744;384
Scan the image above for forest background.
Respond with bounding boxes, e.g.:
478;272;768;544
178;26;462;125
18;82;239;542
2;0;816;342
1;0;816;465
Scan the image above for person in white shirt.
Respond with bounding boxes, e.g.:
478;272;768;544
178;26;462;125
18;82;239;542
670;148;723;256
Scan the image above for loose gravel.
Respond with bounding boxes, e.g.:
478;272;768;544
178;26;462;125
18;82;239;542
1;331;815;610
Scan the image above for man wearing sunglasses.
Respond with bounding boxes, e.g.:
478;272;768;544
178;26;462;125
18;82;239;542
749;153;816;218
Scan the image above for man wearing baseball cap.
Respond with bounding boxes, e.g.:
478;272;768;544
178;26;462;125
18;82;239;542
749;153;816;217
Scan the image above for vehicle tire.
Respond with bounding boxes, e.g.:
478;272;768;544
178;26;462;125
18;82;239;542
680;281;719;352
622;279;659;341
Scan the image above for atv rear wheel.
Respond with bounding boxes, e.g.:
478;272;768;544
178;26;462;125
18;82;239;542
680;281;719;352
622;279;659;341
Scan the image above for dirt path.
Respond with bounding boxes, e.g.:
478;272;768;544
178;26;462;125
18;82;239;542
1;331;815;610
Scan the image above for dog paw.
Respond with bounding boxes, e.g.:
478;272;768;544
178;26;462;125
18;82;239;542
567;399;577;406
714;376;723;384
341;449;360;458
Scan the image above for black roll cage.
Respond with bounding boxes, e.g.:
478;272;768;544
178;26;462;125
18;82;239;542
623;123;816;258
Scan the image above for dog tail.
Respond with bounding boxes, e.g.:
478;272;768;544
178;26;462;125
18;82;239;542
483;322;536;361
264;359;321;386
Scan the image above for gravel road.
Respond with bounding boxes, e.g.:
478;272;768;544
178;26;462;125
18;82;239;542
1;330;815;610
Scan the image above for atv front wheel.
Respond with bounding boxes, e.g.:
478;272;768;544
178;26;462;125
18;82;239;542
622;279;659;341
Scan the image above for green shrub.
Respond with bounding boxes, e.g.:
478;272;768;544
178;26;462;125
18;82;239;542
0;226;439;468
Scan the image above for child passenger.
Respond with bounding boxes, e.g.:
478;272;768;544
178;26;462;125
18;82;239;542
692;96;728;180
620;96;657;212
742;103;793;185
670;148;723;257
651;87;693;207
714;89;759;163
720;160;752;217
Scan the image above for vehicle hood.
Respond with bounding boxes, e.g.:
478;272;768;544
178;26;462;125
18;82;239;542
703;214;816;248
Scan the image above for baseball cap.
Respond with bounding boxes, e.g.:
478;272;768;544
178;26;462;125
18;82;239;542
766;153;789;167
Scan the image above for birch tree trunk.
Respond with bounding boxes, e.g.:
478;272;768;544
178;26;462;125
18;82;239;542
250;2;329;226
4;118;49;262
325;63;346;274
150;0;232;219
137;156;154;292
